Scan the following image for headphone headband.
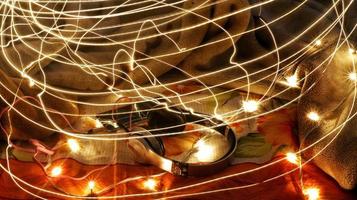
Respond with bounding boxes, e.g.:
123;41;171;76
152;125;236;176
92;103;237;177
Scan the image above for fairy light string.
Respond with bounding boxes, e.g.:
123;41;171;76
0;0;355;199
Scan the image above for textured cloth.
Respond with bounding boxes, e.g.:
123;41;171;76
0;108;355;199
0;0;356;192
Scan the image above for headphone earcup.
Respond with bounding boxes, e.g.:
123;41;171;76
131;127;165;156
148;108;185;134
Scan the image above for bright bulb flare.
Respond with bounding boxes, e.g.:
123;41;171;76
67;139;80;153
50;166;62;177
348;72;357;81
303;187;320;200
88;181;95;190
307;112;320;121
195;139;214;162
143;178;158;191
285;74;299;88
315;40;322;46
242;100;259;113
349;48;356;55
286;152;300;164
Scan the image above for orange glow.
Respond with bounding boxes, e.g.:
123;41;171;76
307;111;320;122
348;72;357;81
303;187;320;200
195;139;214;162
88;180;95;190
67;139;80;152
242;100;259;113
143;178;158;191
50;166;62;177
286;152;300;164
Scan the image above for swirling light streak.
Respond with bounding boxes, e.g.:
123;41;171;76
0;0;338;122
0;0;352;141
0;0;318;104
0;0;352;142
0;0;355;199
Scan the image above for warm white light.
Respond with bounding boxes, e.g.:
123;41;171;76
303;187;320;200
50;166;62;177
348;72;357;81
67;139;80;152
28;79;35;87
195;139;214;162
143;178;158;191
88;180;95;190
95;119;103;128
242;100;259;113
285;74;299;88
349;48;356;55
315;40;322;46
307;111;320;121
215;114;223;120
160;159;172;172
286;152;299;164
22;73;35;87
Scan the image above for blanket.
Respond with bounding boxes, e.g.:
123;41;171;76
0;105;355;199
0;0;356;198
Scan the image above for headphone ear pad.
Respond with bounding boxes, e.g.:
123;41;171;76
131;127;165;156
148;109;185;134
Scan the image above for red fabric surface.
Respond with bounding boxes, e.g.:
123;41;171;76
0;158;355;199
0;108;355;199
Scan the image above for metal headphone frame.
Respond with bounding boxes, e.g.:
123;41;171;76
90;102;237;177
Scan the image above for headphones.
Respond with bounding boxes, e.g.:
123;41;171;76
92;102;237;177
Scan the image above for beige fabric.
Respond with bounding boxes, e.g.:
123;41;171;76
0;0;356;190
0;0;250;140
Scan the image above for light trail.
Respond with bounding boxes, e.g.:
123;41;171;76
0;0;355;199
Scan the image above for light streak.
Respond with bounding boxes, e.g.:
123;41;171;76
0;0;355;199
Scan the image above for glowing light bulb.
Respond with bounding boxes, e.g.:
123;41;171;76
95;119;103;128
195;139;214;162
215;114;223;120
349;48;356;55
242;100;259;113
307;111;320;121
285;74;299;88
88;180;95;190
28;79;35;87
286;152;299;164
303;187;320;200
143;178;158;191
21;72;35;87
348;72;357;81
67;139;80;153
315;40;322;46
50;166;62;177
